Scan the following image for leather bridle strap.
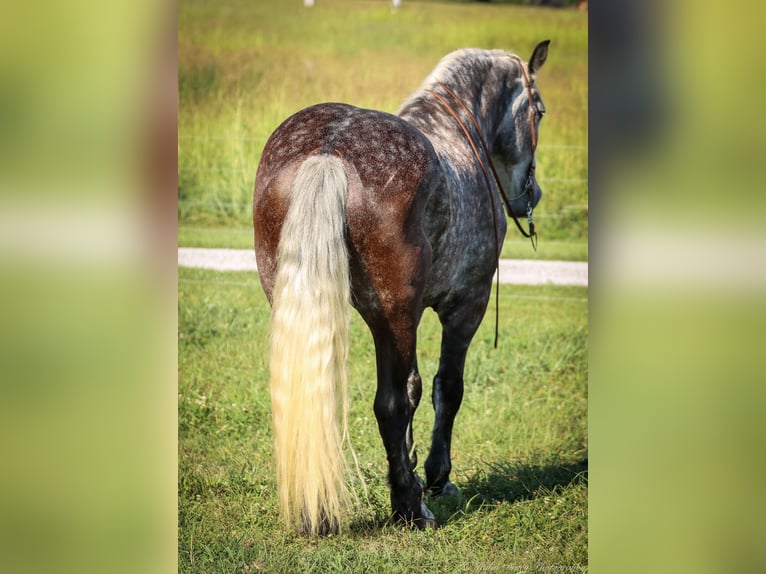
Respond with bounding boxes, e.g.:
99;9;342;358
434;82;537;246
508;56;540;251
510;55;538;151
425;86;503;348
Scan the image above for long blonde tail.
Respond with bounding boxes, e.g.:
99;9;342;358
269;154;351;535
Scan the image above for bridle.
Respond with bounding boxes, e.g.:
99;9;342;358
426;58;540;247
425;57;541;347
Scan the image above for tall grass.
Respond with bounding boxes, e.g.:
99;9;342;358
178;0;587;257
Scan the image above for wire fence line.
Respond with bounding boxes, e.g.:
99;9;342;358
178;199;588;211
178;166;588;183
178;277;587;301
178;135;586;151
177;226;589;235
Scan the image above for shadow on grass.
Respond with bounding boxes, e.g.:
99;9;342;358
427;458;588;526
347;458;587;534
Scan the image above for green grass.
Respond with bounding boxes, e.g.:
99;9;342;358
178;0;587;257
178;266;588;572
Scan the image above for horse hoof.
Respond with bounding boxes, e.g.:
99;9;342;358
420;501;437;528
428;480;459;497
440;481;459;497
394;502;438;530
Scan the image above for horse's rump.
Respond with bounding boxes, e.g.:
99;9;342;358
254;103;439;304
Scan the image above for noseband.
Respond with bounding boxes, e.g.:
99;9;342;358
425;59;540;347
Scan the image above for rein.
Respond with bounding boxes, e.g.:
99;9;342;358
424;60;540;348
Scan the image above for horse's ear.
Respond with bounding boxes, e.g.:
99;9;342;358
528;40;550;78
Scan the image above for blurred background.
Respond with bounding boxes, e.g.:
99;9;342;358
589;1;766;572
1;0;765;572
0;1;176;573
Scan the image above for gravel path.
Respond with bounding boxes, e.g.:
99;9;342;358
178;247;587;286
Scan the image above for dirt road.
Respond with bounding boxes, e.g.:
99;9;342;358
178;248;587;286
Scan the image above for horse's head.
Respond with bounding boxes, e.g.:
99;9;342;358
492;40;550;219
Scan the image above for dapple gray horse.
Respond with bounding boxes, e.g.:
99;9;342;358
253;41;549;535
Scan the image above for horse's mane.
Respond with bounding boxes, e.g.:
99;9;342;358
424;48;497;85
397;48;520;115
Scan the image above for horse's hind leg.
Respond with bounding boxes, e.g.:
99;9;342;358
357;238;434;528
371;325;435;529
425;301;486;496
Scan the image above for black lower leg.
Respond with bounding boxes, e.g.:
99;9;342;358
425;369;463;494
374;384;427;525
425;315;476;496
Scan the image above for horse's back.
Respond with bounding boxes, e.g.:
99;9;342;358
254;103;439;308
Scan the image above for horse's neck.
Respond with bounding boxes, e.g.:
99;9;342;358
402;85;504;170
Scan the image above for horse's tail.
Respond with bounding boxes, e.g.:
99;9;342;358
269;154;351;536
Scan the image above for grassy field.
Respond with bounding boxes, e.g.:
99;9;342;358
179;266;588;572
179;1;587;571
178;0;587;261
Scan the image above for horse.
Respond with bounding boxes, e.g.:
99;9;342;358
253;41;550;535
